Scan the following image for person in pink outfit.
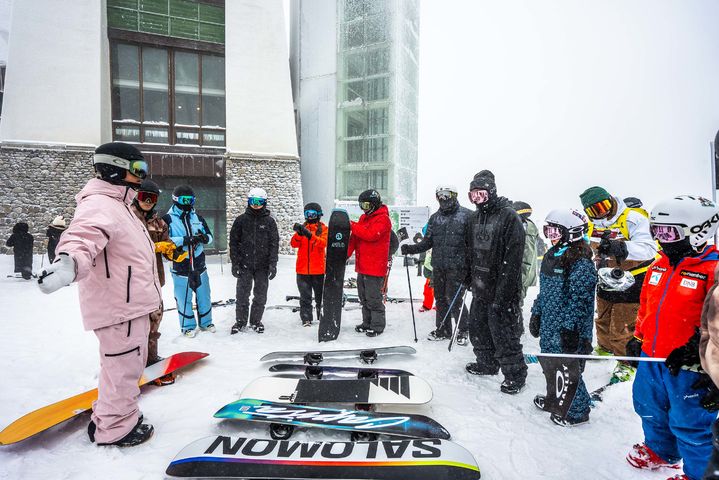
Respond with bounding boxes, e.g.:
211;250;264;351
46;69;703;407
38;142;161;447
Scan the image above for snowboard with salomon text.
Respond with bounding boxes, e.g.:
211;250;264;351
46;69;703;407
318;209;351;342
165;435;481;479
260;345;416;364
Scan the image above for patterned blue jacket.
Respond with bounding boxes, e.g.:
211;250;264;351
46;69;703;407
163;205;213;275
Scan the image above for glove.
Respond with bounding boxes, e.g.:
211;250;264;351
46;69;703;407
269;265;277;280
665;328;701;376
560;328;580;353
625;337;643;368
154;241;176;256
182;235;193;246
400;244;414;255
231;264;241;278
692;375;719;412
598;238;628;263
194;233;210;244
38;253;76;294
578;337;593;355
529;314;541;338
299;226;312;239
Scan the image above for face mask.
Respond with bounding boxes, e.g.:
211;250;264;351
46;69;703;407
660;238;694;266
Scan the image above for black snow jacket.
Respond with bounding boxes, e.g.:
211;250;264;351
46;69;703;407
6;222;34;273
229;207;279;272
46;226;65;263
404;199;472;272
465;196;526;306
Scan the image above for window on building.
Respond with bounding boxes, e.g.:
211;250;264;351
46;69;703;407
110;42;225;146
344;169;388;197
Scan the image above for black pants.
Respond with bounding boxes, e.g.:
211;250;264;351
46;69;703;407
235;268;269;326
357;273;386;332
297;274;324;324
433;269;469;337
468;296;527;382
705;419;719;479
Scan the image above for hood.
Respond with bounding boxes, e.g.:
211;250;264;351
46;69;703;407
12;222;29;234
478;195;511;213
246;206;271;217
593;196;625;228
76;178;137;206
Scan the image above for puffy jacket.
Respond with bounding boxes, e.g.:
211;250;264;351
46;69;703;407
56;179;162;331
635;245;719;358
465;196;526;306
290;221;328;275
403;200;472;272
163;205;213;276
229;206;279;271
131;205;170;286
531;245;597;352
521;219;539;290
700;262;719;387
347;204;392;277
6;222;34;272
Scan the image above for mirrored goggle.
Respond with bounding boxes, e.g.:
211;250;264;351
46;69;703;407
173;195;195;206
304;209;320;220
468;189;489;204
543;225;563;241
584;199;613;219
137;191;158;203
129;160;148;179
359;201;372;211
248;197;266;206
436;190;457;201
650;224;685;243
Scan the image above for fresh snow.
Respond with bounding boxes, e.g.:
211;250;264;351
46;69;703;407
1;254;653;479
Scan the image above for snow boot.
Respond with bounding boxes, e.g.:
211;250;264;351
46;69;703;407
427;330;450;341
355;324;370;333
419;305;432;312
550;413;589;427
456;332;469;346
465;362;499;376
250;323;265;334
230;322;245;334
666;475;689;480
594;345;614;356
500;378;525;395
98;422;154;447
302;319;312;327
533;394;547;411
89;414;145;443
152;372;176;386
610;361;636;384
201;324;216;333
182;329;197;338
366;329;382;337
626;443;681;471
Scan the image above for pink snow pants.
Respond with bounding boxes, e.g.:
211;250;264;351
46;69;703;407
90;314;150;444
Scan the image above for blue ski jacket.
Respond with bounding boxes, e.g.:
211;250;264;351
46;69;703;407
163;205;213;275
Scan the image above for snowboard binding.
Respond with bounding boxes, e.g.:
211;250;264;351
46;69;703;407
359;350;378;364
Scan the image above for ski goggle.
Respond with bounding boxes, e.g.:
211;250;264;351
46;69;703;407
173;195;195;206
248;197;266;207
359;201;373;211
543;224;563;241
650;224;685;243
468;189;489;205
129;160;148;179
93;154;148;179
304;209;321;220
584;199;613;219
436;190;457;201
137;191;158;204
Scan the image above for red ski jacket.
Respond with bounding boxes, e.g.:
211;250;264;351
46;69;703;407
290;221;328;275
347;204;392;277
634;245;719;358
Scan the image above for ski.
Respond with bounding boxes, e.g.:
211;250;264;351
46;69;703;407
239;376;432;405
163;298;235;312
214;398;450;440
0;351;209;445
166;435;481;479
260;345;417;364
269;363;414;379
266;304;300;312
344;293;421;304
318;209;351;342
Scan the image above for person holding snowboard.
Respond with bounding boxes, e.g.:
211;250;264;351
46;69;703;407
163;185;215;337
229;187;279;334
626;195;719;480
46;216;67;263
401;185;471;344
37;141;158;447
464;170;528;394
530;208;596;426
513;201;539;313
700;260;719;479
580;186;657;383
290;202;328;327
6;221;34;279
348;189;392;337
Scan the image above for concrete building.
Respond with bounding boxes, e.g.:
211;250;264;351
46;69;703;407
0;0;302;253
291;0;420;212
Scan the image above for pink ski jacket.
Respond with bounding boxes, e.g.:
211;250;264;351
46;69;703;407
57;179;162;331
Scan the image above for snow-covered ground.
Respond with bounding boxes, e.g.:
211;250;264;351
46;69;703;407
0;253;659;479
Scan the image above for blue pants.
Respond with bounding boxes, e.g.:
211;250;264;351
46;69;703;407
172;270;213;331
633;359;716;480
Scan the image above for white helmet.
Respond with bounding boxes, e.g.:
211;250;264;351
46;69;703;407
544;208;589;244
650;195;719;247
435;185;458;195
248;187;267;200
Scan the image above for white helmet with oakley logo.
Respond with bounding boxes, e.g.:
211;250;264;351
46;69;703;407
544;208;589;244
650;195;719;247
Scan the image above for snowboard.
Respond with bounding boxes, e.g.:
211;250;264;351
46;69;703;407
240;376;432;405
260;345;417;365
166;435;481;479
318;209;351;342
164;298;235;313
269;363;414;379
523;352;665;364
0;351;209;445
214;398;450;440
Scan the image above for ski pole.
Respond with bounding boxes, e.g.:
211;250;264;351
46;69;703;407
523;352;666;364
438;284;463;336
448;288;468;352
404;256;418;342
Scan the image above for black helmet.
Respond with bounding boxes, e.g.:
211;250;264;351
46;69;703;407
512;200;532;220
93;142;147;186
358;189;382;214
139;179;161;195
172;184;195;211
304;202;323;222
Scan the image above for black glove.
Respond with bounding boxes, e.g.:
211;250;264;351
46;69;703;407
231;264;241;278
269;265;277;280
578;337;593;355
665;328;701;376
625;337;643;368
183;235;193;246
598;238;628;263
196;233;210;244
692;374;719;412
400;244;415;255
560;328;580;353
529;314;541;338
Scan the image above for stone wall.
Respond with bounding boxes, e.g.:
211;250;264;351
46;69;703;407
0;143;94;255
225;153;304;255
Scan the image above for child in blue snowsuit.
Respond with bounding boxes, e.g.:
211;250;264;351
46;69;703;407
163;185;214;337
530;208;597;426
